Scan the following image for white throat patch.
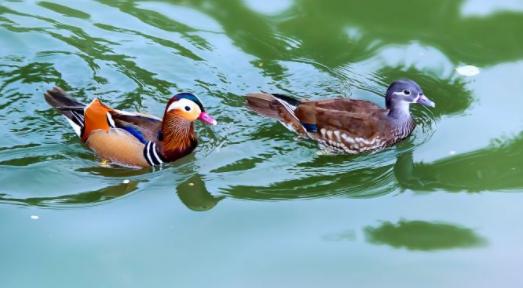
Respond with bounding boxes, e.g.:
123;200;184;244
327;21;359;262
391;91;417;114
396;100;411;114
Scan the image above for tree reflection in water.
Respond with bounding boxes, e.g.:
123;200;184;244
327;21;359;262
364;220;486;251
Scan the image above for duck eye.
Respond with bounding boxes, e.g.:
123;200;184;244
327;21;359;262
403;90;411;95
184;106;191;111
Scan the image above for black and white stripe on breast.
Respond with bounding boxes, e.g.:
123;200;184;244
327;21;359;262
143;141;164;166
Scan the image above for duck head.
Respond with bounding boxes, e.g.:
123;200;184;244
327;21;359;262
160;93;216;157
164;93;217;125
385;79;435;118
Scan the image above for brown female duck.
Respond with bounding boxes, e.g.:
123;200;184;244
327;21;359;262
246;79;435;153
45;87;217;168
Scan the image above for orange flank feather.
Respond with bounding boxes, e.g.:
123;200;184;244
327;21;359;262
82;99;113;142
86;129;149;167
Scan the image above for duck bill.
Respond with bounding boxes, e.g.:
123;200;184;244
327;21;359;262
198;112;217;125
417;95;436;108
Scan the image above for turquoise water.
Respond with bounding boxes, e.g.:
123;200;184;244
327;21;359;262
1;1;523;287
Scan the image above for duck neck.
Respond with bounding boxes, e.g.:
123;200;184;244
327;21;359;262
387;101;415;138
159;115;197;159
387;101;412;121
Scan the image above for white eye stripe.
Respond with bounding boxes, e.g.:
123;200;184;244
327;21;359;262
392;91;419;99
167;98;198;112
392;91;408;96
392;91;419;107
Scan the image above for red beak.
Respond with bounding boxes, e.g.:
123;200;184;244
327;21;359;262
198;112;217;125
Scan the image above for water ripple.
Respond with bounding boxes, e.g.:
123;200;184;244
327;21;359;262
0;0;493;208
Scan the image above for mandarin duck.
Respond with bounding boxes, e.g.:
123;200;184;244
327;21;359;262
45;87;217;168
246;79;435;154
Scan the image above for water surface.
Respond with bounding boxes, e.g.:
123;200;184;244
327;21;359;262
1;1;523;287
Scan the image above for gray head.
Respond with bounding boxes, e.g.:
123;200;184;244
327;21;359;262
385;79;435;117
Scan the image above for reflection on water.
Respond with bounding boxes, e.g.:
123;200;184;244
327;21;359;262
0;180;139;207
177;174;225;211
396;133;523;192
364;220;486;251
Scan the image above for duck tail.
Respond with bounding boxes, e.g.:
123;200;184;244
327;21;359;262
246;92;300;117
271;93;301;107
246;92;280;118
44;87;86;136
246;92;306;134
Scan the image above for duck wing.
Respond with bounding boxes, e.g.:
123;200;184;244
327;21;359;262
109;110;162;144
246;93;386;138
314;108;388;139
294;98;387;135
297;105;390;152
312;98;382;112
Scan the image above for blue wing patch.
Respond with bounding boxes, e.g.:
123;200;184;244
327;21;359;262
302;122;318;133
121;125;147;144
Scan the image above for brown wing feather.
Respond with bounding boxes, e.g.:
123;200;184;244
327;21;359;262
109;111;162;143
311;98;382;112
293;98;387;138
315;108;385;138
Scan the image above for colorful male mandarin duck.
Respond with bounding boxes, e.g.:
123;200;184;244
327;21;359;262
246;79;435;154
45;87;217;168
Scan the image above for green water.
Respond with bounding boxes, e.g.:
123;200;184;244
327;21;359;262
1;0;523;287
